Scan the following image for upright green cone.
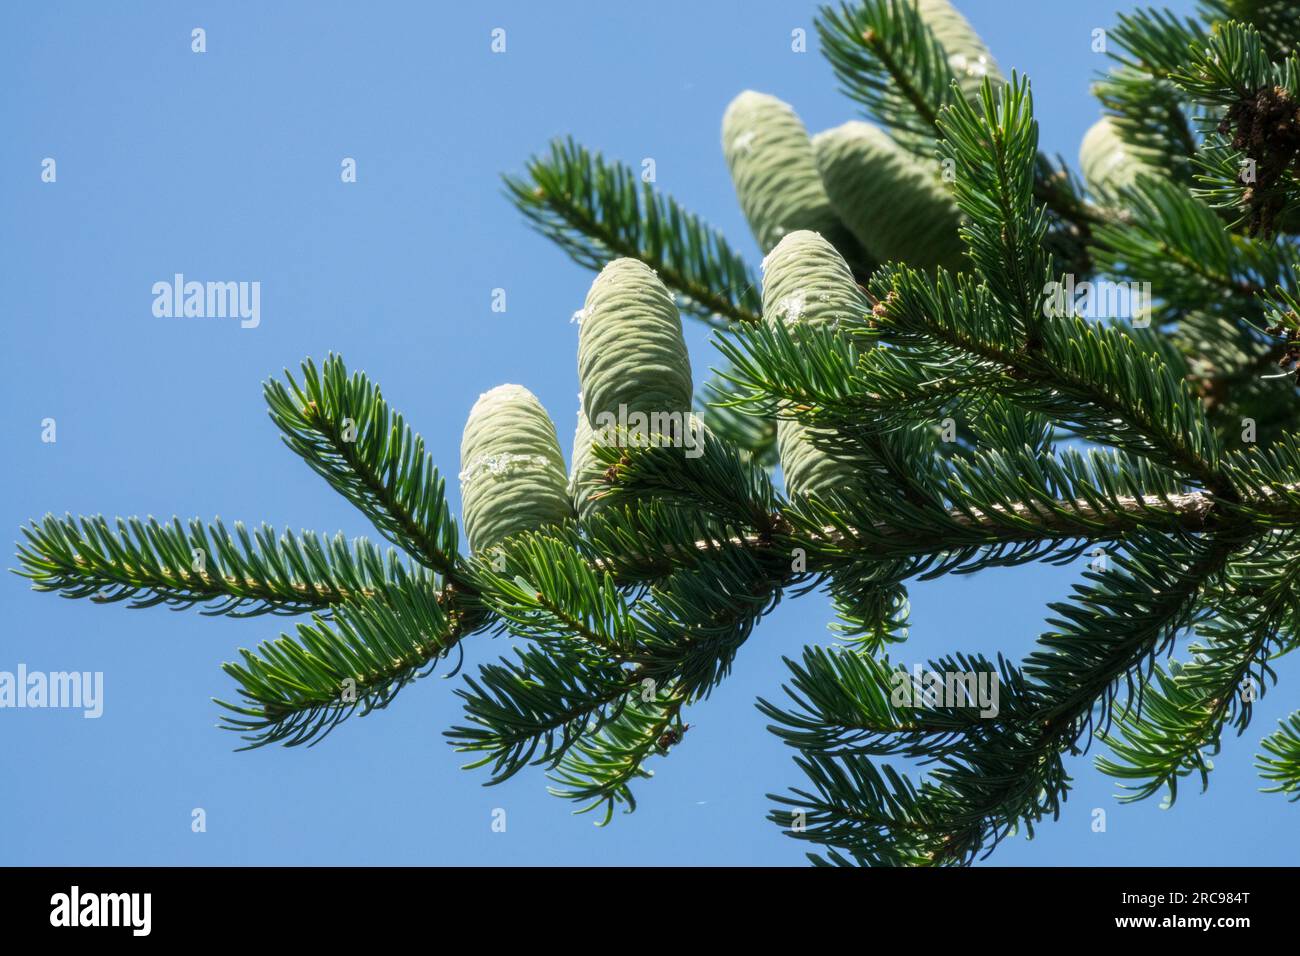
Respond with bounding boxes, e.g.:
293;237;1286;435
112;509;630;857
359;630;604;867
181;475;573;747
1079;116;1163;198
813;121;966;274
722;90;865;263
573;258;698;520
762;229;870;330
569;406;711;522
459;384;572;553
578;258;693;428
763;231;869;499
916;0;1002;100
776;417;860;502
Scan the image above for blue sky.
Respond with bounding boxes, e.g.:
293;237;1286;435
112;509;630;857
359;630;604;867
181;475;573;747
2;0;1295;866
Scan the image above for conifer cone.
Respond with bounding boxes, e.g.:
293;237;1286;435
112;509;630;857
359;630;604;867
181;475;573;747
459;384;572;553
1078;115;1163;197
813;120;966;274
577;258;694;430
722;90;867;264
763;230;869;499
573;258;698;518
568;409;604;522
916;0;1002;100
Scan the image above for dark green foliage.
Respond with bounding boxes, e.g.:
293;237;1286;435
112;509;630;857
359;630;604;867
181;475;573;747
265;355;463;580
17;0;1300;866
817;0;969;152
1092;9;1206;187
1257;710;1300;799
505;137;762;329
216;569;457;749
16;514;401;617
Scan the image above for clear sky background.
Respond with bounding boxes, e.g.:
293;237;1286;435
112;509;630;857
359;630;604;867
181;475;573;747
3;0;1295;866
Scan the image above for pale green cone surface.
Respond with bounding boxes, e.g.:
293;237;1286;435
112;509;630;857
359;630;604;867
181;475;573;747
916;0;1002;100
776;417;860;500
568;410;605;522
762;230;871;333
577;258;693;430
762;231;866;499
570;407;712;522
722;90;865;260
459;384;572;553
1079;116;1163;198
813;121;966;274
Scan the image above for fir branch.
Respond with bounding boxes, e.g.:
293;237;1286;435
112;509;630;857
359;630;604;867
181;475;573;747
1172;18;1295;105
579;501;742;582
1092;177;1287;303
15;514;398;617
1199;1;1300;61
816;0;960;150
1093;9;1206;185
590;430;1300;580
505;137;762;328
698;368;779;469
472;529;639;658
20;1;1300;867
758;646;1022;758
1257;709;1300;799
446;641;645;786
817;2;1102;258
1170;21;1300;235
768;529;1243;865
1097;533;1300;803
769;752;942;866
932;531;1239;862
633;547;792;697
590;424;781;533
1109;7;1209;80
936;73;1046;337
264;355;465;582
871;268;1236;497
547;683;689;825
451;495;795;819
216;571;464;749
